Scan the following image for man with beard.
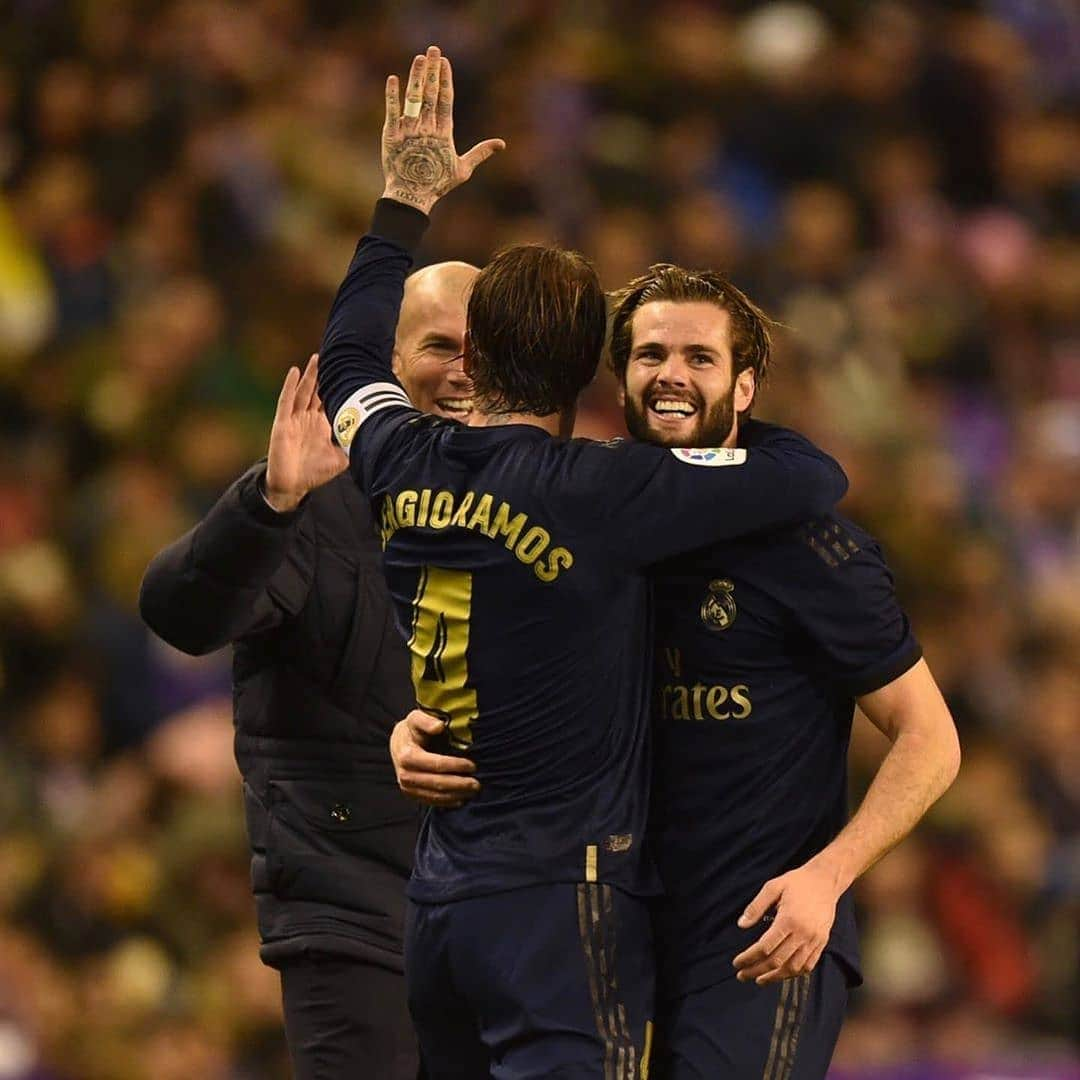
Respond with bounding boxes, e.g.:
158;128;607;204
139;258;477;1080
392;264;961;1078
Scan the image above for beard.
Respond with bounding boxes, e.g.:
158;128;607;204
624;380;738;449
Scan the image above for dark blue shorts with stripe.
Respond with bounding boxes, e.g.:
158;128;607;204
653;952;849;1080
406;882;655;1079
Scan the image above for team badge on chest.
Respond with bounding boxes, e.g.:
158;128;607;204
700;578;737;631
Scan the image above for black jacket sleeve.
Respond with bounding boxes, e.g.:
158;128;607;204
139;462;315;656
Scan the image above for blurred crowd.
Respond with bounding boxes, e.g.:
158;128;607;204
0;1;1076;1077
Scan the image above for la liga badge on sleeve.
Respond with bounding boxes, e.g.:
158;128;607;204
670;447;747;467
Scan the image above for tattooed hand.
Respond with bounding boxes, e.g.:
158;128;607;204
382;45;505;215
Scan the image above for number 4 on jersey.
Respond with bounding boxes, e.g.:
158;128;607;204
409;566;478;749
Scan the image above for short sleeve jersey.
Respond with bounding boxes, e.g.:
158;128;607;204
649;511;921;999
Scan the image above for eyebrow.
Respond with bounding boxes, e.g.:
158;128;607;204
418;333;460;350
631;341;722;356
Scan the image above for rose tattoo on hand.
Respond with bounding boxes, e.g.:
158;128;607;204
383;138;456;209
381;46;505;215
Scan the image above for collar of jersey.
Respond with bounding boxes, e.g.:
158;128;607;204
451;423;551;442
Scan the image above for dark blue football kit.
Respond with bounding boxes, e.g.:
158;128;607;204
317;199;848;1079
649;511;922;1079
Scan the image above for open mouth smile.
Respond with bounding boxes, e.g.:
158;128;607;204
648;397;698;421
436;398;473;417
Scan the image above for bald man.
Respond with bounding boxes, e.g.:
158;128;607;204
139;261;478;1080
394;261;477;421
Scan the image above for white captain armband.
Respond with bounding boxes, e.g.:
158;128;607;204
333;382;412;449
669;447;747;467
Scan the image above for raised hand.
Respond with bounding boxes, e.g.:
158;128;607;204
264;354;347;513
382;45;505;214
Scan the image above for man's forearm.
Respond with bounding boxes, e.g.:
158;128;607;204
316;198;429;424
812;725;960;893
139;464;306;654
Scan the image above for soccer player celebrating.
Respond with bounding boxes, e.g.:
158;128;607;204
395;264;960;1078
611;265;961;1078
314;46;848;1078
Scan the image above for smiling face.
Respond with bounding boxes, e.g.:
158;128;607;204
392;262;478;421
620;300;756;448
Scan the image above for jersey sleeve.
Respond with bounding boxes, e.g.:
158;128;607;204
316;198;428;491
578;425;849;568
782;516;922;697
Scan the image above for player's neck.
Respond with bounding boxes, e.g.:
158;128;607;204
473;410;571;438
721;416;742;449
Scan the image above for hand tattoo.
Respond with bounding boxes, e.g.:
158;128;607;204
384;137;455;210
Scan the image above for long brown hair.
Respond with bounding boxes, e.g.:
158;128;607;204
466;245;606;415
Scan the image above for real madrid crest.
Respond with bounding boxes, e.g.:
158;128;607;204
700;578;736;632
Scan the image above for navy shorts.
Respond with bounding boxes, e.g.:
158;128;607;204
406;882;655;1079
654;954;848;1080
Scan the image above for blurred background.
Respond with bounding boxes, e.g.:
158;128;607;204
0;0;1076;1077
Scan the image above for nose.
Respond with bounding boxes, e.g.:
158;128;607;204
446;356;472;388
654;356;689;387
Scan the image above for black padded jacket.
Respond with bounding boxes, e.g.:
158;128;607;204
139;461;418;972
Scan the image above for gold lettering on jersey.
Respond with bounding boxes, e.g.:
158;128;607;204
466;493;493;533
534;545;573;582
664;647;682;678
450;492;475;527
395;490;417;528
515;525;550;563
429;490;455;528
657;680;752;722
417;488;432;527
379;489;575;583
490;502;527;548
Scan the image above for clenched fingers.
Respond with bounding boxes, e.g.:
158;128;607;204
404;707;454;741
399;741;477;777
397;749;480;806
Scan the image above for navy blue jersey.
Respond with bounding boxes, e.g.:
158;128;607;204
316;201;849;904
649;510;921;1000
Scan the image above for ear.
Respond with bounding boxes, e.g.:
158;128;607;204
616;380;626;408
391;346;403;379
734;367;755;414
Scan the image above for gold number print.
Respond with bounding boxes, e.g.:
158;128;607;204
408;566;478;749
